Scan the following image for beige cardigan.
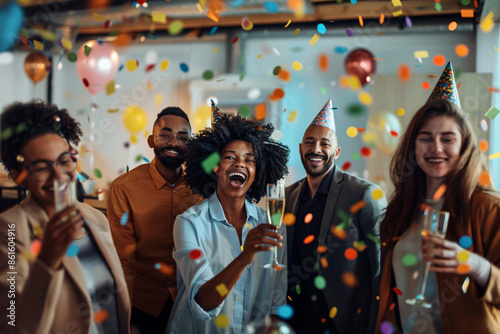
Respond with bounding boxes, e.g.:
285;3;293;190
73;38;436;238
0;194;131;334
376;191;500;333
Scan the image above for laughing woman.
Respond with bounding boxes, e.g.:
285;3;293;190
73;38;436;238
166;113;290;334
0;101;130;334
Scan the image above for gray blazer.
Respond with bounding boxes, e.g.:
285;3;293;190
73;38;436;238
285;166;386;334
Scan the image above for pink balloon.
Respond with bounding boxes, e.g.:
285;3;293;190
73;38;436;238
76;40;119;95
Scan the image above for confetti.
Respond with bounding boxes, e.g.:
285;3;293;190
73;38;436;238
414;50;429;59
150;12;166;24
303;235;315;245
350;200;366;214
292;61;303;71
398;63;412;82
314;275;327;290
126;59;138;71
293;28;300;35
283;213;296;226
30;240;41;255
317;246;327;253
203;70;214;80
457;250;470;262
189;249;202;260
285;19;291;28
238;105;251;118
264;1;279;13
490;151;500;160
479;139;488;152
94;310;109;324
207;10;220;22
393;287;403;296
358;15;364;27
160;59;169;71
341;162;351;171
392;10;403;17
296;285;301;294
215;283;229;297
344;248;357;260
422;82;430;90
33;40;43;50
346;126;358;137
94;168;102;179
255;103;267;120
379;13;385;25
92;12;104;22
269;88;285;101
485;106;499;119
433;55;446;66
457;263;471;274
479;171;491;187
277;305;294;320
317;23;326;34
352;153;360;160
402;253;418;266
120;212;128;226
392;0;402;6
196;3;203;12
480;11;494;33
462;276;470;293
66;243;79;257
342;272;358;287
346;28;354;36
328;306;338;318
449;21;458;31
397;108;405;116
105;80;115;96
154;93;164;106
459;236;473;249
461;9;474;18
214;314;229;328
180;63;189;73
67;52;77;62
353;241;367;251
304;213;313;224
309;34;320;45
455;44;469;57
380;321;395;334
360;147;372;157
201;151;221;174
358;91;373;106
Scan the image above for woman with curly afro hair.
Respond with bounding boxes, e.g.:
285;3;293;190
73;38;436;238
0;100;130;334
167;113;290;333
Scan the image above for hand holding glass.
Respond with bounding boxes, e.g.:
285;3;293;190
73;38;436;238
405;209;449;308
264;179;286;270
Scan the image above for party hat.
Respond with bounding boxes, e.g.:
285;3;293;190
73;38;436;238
309;99;336;131
211;99;223;125
427;61;461;108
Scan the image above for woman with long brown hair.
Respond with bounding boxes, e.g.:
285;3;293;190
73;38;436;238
376;63;500;333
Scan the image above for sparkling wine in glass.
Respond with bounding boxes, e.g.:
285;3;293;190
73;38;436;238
54;179;77;214
264;179;286;270
405;209;449;308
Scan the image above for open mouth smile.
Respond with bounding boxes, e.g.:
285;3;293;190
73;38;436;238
228;171;248;188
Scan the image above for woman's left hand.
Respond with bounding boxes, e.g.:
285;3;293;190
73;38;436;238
422;235;491;288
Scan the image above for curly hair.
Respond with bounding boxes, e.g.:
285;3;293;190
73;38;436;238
184;113;290;203
1;99;82;173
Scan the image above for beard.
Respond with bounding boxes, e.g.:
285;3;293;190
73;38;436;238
300;152;335;177
154;145;186;169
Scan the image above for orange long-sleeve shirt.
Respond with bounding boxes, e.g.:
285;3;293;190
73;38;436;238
107;159;201;317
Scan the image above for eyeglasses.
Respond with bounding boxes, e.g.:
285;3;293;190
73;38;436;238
156;130;189;145
26;152;77;182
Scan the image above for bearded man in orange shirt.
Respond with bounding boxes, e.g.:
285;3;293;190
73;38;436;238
107;107;201;334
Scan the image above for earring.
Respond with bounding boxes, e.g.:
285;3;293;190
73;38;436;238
16;154;24;163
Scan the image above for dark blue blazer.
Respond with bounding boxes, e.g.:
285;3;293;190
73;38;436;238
285;166;386;334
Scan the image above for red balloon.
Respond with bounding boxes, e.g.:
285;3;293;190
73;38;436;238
344;48;376;87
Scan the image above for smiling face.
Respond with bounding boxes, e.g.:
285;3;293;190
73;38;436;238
15;133;76;210
216;140;256;201
415;115;462;186
149;115;191;169
299;125;341;177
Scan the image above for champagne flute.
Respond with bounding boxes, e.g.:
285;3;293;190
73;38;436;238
263;179;286;270
405;209;449;308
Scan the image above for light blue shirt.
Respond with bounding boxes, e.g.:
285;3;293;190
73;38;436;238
166;192;287;334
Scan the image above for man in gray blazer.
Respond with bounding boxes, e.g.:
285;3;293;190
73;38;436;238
285;99;386;334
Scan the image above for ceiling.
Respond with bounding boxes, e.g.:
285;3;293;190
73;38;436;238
19;0;481;38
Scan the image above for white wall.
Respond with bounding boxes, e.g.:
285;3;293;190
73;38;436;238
244;27;476;185
477;25;500;188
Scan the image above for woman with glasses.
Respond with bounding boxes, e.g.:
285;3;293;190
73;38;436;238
0;100;130;334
